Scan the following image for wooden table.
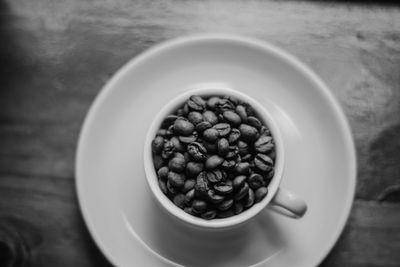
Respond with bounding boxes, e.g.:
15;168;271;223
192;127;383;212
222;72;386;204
1;1;399;266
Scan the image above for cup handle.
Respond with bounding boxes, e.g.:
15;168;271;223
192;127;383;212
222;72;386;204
269;187;307;218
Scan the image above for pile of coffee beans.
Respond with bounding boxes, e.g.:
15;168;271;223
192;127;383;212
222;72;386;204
152;95;276;220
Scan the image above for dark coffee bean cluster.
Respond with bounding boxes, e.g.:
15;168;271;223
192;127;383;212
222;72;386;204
152;95;276;220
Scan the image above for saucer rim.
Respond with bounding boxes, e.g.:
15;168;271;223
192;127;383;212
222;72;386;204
75;33;356;267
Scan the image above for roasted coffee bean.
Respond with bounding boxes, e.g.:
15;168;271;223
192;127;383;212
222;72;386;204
187;95;206;111
235;105;248;123
173;194;186;209
186;162;204;177
243;103;255;116
243;188;255;208
188;111;203;125
153;155;164;170
214;183;233;195
156;128;173;138
168;171;185;187
247;116;262;130
162;115;178;128
217;209;234;218
221;160;236;170
207;190;225;204
161;141;175;159
254;153;274;172
234;182;249;200
233;175;248;190
206;155;224;170
174;152;184;159
183;103;190;115
224;95;239;105
203;141;218;154
168;157;186;173
170;136;185;152
185;189;195;204
215;98;234;113
254;136;274;153
167;124;175;133
225;179;233;187
255;187;268;203
223;110;241;126
239;124;258;142
152;136;164;154
192;199;208;213
228;128;241;144
187;142;207;161
174;152;185;159
195;172;209;196
176;108;184;116
267;149;276;160
201;210;217;220
167;180;179;194
241;153;253;162
225;146;239;160
213;169;227;182
217;199;234;211
213;123;231;137
206;96;221;110
235;162;251;175
260;125;271;136
217;138;229;157
184;152;191;162
249;160;255;168
184;207;195;215
179;133;197;144
237;140;250;156
217;114;225;123
203;110;219;125
182;179;196;193
174;153;185;160
234;202;244;214
158;179;168;195
173;118;195;136
157;166;169;180
196;121;212;133
203;128;219;142
191;208;201;215
248;173;264;190
206;171;221;184
266;169;274;180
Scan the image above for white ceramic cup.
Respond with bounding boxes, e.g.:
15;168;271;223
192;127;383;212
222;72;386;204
144;86;307;230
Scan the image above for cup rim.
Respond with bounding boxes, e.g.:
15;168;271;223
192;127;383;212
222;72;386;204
143;85;284;229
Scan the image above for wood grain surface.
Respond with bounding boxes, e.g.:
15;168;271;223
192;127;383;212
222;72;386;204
0;0;399;266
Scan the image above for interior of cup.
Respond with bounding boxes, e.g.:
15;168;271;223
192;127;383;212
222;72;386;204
143;85;285;229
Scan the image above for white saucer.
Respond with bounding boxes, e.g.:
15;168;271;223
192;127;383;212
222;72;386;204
76;34;356;267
